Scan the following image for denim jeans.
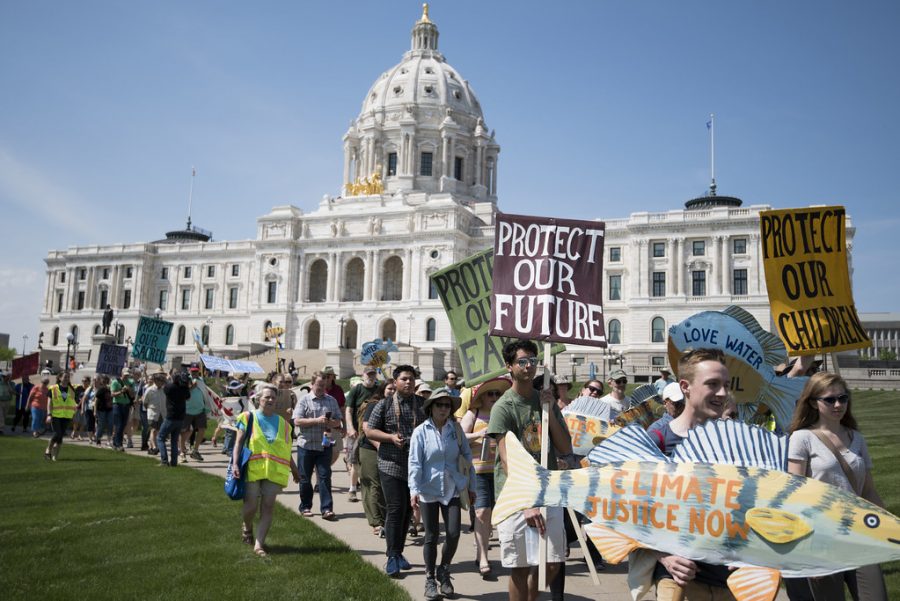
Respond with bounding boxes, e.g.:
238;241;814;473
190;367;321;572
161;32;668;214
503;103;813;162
112;404;131;448
31;408;46;432
95;410;112;443
157;419;183;465
139;407;149;449
297;446;333;513
380;471;411;558
223;429;236;457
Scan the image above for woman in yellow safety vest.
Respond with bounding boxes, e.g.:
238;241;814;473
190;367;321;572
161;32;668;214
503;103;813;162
232;384;300;558
46;372;78;461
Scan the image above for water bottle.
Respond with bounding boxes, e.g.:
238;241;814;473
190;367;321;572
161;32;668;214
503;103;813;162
322;429;332;447
479;437;491;462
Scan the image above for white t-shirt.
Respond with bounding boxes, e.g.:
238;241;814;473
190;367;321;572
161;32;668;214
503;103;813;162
598;393;625;420
788;429;872;493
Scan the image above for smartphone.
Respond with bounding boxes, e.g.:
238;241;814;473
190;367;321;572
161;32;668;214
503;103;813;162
325;411;332;420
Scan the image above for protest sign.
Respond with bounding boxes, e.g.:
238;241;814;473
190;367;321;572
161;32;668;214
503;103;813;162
490;213;607;346
360;338;398;368
11;352;39;379
131;316;174;364
198;354;265;375
431;249;563;386
760;206;870;355
97;343;128;376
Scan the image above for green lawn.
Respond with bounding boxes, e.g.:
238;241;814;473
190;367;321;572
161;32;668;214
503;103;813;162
0;437;410;601
851;389;900;595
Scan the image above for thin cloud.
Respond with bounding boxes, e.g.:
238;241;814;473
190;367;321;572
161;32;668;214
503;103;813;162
0;145;96;239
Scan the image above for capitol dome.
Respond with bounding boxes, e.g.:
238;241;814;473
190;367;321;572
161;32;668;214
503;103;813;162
342;5;499;200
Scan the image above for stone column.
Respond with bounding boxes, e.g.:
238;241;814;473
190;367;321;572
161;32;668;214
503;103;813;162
491;153;498;195
749;233;761;294
475;144;483;186
633;239;646;298
666;238;676;296
343;142;351;187
721;236;731;295
710;236;721;295
364;250;374;301
372;251;382;302
404;249;413;300
327;253;337;302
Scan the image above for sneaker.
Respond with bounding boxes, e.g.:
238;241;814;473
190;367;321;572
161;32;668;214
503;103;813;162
384;555;400;578
437;565;454;597
156;462;169;468
397;554;412;571
348;490;359;503
149;448;159;456
180;452;189;463
190;449;204;462
424;575;440;601
126;438;134;449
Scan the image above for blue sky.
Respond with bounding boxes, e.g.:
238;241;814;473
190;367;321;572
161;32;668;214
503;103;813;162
2;0;898;352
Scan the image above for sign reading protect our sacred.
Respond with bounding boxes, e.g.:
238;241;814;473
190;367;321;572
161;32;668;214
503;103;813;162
760;206;871;355
97;343;128;376
490;213;607;346
131;316;174;364
431;249;563;386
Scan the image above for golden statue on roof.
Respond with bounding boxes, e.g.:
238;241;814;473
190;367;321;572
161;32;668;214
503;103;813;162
420;3;431;23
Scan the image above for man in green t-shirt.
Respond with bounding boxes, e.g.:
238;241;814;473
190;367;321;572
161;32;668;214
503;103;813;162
487;340;572;601
110;368;135;451
344;365;379;502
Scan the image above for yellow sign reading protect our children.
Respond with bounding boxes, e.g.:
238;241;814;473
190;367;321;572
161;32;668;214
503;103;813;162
760;206;871;356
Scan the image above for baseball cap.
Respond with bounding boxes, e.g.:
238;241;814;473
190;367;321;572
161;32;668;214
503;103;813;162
662;381;685;403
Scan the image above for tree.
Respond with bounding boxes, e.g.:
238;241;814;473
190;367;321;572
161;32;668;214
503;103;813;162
0;347;16;362
877;349;897;362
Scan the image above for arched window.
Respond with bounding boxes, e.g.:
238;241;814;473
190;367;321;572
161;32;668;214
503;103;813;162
201;325;210;345
382;256;403;301
381;319;397;342
93;324;101;335
177;325;186;346
344;257;365;302
651;317;666;343
52;327;60;346
71;325;79;341
225;324;234;346
308;259;328;303
263;320;272;342
115;324;124;344
344;319;358;350
608;319;622;345
306;320;320;350
426;318;436;341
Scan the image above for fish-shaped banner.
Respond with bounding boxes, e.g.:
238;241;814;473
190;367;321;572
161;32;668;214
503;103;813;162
494;421;900;601
667;305;807;430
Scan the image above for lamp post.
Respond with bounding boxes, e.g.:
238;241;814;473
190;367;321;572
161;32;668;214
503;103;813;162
155;307;162;319
338;316;346;349
22;334;28;355
407;312;414;346
65;332;75;374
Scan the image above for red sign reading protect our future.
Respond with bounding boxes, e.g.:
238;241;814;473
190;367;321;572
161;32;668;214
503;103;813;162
489;213;608;348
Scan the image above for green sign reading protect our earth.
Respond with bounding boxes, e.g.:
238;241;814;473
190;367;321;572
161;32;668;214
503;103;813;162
430;249;563;386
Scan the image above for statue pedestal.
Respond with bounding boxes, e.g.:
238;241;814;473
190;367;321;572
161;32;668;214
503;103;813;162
85;334;117;369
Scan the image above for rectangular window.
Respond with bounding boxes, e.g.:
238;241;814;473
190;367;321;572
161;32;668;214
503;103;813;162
207;265;215;278
267;281;277;304
733;268;748;295
99;289;108;309
161;267;169;280
652;272;666;297
102;268;110;280
181;289;190;310
387;152;398;176
692;240;706;256
609;247;621;262
77;291;85;310
652;242;665;258
159;290;168;311
428;280;438;300
60;271;66;283
125;266;133;279
733;238;747;254
79;268;86;280
229;287;238;309
608;275;621;300
454;156;463;180
651;356;665;367
420;152;433;176
184;266;192;279
205;288;214;310
123;290;132;309
231;264;240;277
57;293;64;312
692;271;706;297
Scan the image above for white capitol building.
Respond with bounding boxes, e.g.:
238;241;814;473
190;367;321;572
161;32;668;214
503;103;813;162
38;7;855;381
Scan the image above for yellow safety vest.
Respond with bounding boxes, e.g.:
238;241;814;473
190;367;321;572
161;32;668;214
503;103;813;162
238;411;292;488
50;385;78;419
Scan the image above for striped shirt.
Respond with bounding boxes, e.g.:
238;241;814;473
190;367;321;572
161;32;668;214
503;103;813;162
367;393;426;479
292;392;341;451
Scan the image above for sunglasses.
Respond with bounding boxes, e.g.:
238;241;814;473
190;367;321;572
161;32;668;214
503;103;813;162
484;390;503;398
433;402;452;409
816;394;850;405
587;386;602;394
515;357;538;368
614;378;627;385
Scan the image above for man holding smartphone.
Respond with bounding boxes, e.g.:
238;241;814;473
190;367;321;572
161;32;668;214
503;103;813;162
292;371;342;521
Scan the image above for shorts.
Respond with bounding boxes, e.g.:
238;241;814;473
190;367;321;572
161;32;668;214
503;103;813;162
473;472;495;509
347;436;360;466
497;507;566;569
244;479;283;498
149;417;163;430
181;412;208;432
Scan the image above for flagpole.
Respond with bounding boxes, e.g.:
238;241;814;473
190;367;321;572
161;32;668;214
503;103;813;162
187;166;196;229
709;114;716;195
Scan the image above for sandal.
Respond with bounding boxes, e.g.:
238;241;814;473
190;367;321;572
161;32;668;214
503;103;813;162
301;510;314;518
254;547;268;558
479;563;493;579
322;511;337;522
241;525;253;545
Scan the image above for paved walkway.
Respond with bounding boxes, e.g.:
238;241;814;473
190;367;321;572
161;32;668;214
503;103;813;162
45;433;787;601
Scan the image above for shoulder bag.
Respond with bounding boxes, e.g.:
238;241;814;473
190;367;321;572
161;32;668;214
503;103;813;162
224;411;255;500
810;430;861;495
